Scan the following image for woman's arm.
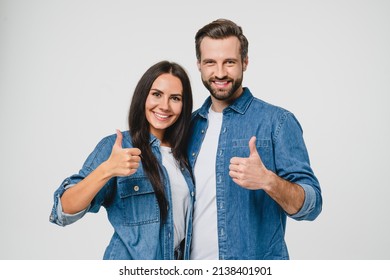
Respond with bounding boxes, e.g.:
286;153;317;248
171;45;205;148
61;130;141;214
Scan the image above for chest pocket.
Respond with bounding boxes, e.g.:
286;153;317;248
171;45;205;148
231;138;272;168
118;177;160;226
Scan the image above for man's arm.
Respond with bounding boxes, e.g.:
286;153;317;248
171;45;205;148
229;136;305;215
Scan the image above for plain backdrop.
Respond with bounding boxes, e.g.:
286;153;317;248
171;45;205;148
1;0;389;260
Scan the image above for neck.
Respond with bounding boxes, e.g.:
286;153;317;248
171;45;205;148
210;87;244;112
210;99;227;112
160;141;171;147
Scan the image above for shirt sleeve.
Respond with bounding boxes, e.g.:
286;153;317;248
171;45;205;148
273;112;322;221
288;183;318;220
49;182;90;226
49;135;115;226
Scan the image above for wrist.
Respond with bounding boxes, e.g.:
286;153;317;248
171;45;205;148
263;170;278;193
99;161;114;180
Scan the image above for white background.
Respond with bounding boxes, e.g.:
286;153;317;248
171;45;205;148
1;0;389;260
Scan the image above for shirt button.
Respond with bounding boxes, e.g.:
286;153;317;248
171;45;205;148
201;130;205;134
192;152;196;157
133;185;139;192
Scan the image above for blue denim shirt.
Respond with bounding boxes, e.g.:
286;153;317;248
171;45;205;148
188;88;322;260
49;131;195;260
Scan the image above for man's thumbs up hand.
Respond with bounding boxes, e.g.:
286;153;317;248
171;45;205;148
229;136;271;190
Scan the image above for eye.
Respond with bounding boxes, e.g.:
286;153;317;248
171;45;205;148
151;91;162;97
171;95;182;102
226;60;236;65
203;60;215;66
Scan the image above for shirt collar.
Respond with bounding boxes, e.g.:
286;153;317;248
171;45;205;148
197;87;253;118
149;134;161;146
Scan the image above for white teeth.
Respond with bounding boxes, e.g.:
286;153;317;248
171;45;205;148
154;113;169;119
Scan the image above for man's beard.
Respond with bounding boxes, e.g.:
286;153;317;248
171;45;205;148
202;76;243;101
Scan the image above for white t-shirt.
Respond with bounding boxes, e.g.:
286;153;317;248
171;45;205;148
160;146;189;250
190;108;222;260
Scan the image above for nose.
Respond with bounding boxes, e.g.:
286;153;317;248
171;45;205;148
215;63;227;79
158;96;170;111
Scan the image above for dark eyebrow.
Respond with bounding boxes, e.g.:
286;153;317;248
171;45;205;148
150;89;182;96
202;58;215;63
150;88;163;93
225;58;239;62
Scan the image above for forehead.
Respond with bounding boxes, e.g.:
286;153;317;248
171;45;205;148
151;73;183;93
199;36;241;60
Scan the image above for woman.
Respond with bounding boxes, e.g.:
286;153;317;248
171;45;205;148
49;61;194;260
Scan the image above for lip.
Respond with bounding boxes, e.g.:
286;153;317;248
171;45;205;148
153;112;171;121
212;80;231;88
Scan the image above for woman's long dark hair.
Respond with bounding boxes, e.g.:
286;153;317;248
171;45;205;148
128;61;193;222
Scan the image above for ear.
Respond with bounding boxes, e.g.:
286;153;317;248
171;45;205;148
243;56;249;71
197;60;201;71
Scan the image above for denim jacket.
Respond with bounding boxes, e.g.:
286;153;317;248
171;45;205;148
49;131;195;260
188;88;322;260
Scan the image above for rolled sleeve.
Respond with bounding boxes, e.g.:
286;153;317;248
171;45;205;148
288;183;318;220
54;186;90;226
49;180;88;226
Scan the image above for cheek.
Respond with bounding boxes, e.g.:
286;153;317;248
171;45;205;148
145;98;157;109
145;111;153;124
173;103;183;116
200;68;210;78
231;68;244;78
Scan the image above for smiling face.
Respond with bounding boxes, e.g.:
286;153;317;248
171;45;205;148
197;36;248;111
145;73;183;142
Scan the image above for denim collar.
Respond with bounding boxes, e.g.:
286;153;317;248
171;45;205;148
149;134;161;146
124;130;161;147
197;87;253;119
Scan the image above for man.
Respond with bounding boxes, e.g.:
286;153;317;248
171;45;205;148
188;19;322;260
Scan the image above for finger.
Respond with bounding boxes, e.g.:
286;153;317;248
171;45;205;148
229;170;239;179
248;136;258;157
128;161;140;170
230;156;246;165
229;162;243;172
248;136;265;168
123;148;142;158
229;163;238;172
130;147;142;156
129;155;141;164
127;168;138;176
229;170;244;182
114;129;123;148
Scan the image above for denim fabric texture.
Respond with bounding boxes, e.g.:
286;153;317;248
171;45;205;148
188;87;322;260
50;132;195;260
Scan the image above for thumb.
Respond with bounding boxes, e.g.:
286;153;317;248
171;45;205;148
114;129;123;149
248;136;259;158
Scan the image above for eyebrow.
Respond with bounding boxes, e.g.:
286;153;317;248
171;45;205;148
150;89;182;96
202;57;239;63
